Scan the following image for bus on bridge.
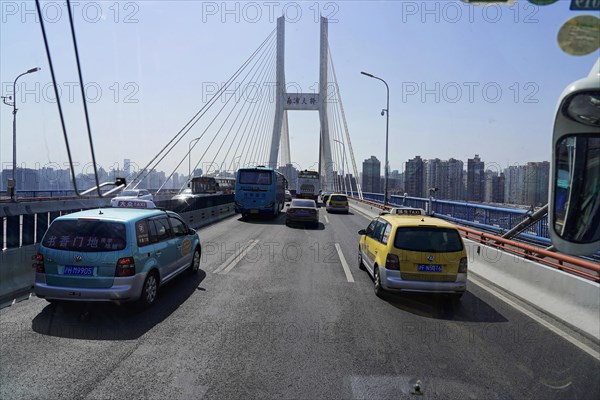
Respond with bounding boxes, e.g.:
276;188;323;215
234;167;286;217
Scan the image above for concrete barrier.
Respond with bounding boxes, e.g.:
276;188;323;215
0;245;37;308
466;240;600;341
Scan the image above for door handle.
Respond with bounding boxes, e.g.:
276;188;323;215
155;251;162;256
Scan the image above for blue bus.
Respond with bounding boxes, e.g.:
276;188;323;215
235;167;286;217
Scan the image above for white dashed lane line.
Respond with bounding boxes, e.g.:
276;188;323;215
335;243;355;283
213;240;260;275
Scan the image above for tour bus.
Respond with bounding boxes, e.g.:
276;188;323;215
190;176;235;195
234;167;286;217
296;170;320;202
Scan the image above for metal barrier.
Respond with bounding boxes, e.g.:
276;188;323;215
356;192;549;241
349;196;600;283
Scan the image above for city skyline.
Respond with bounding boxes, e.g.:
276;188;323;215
1;2;597;179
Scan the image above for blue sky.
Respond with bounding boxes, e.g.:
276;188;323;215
1;0;598;179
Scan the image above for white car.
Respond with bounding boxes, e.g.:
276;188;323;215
111;189;154;207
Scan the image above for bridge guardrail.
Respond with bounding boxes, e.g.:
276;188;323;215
348;196;600;283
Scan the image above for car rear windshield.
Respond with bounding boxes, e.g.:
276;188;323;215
330;195;347;202
42;219;127;252
292;199;315;208
239;170;272;185
394;227;463;253
119;190;138;197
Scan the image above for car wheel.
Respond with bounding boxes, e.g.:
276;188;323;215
373;266;385;298
358;248;366;271
138;271;159;308
189;247;201;273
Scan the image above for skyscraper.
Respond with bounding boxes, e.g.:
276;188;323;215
362;156;381;193
467;154;485;202
405;156;425;197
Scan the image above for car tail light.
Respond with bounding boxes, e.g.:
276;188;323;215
288;209;295;214
309;209;316;215
265;203;274;208
115;257;136;277
385;254;400;270
458;257;468;273
32;253;45;273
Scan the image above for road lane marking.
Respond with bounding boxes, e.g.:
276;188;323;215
213;240;260;274
469;274;600;361
323;214;329;224
335;243;355;283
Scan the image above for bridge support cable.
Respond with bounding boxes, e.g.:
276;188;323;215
235;72;276;169
157;33;277;191
202;41;277;180
246;81;277;167
253;92;274;165
130;28;276;190
220;53;277;174
164;32;276;189
328;47;363;199
34;0;110;196
330;97;347;194
246;56;278;166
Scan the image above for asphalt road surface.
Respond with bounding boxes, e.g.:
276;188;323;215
1;202;599;399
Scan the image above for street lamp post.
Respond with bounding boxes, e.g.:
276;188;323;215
188;137;202;178
361;71;390;206
2;67;41;201
333;139;349;195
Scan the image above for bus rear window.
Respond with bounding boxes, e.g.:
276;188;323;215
394;227;463;253
239;171;272;185
42;220;127;252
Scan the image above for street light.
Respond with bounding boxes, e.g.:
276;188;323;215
2;67;41;201
361;71;390;206
333;138;350;195
188;137;202;178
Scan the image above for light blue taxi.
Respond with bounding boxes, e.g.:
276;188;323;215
33;200;201;307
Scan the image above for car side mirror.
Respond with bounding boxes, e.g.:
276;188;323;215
188;228;196;235
358;229;366;235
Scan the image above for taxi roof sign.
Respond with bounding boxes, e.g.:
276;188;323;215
111;199;156;209
389;207;426;216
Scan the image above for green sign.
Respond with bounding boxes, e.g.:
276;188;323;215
570;0;600;11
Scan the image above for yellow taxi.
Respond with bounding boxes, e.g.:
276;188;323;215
326;193;349;213
358;208;467;299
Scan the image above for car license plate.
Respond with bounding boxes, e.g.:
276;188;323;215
63;266;94;276
250;209;259;214
417;264;442;273
297;210;308;216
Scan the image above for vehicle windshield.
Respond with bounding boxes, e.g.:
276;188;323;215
119;191;139;197
239;171;272;185
291;199;316;208
42;220;127;252
394;227;464;253
330;195;347;202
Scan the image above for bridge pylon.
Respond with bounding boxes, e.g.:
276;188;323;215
268;16;334;191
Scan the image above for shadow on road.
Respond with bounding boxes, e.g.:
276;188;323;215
380;290;507;323
237;213;285;225
31;270;207;340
